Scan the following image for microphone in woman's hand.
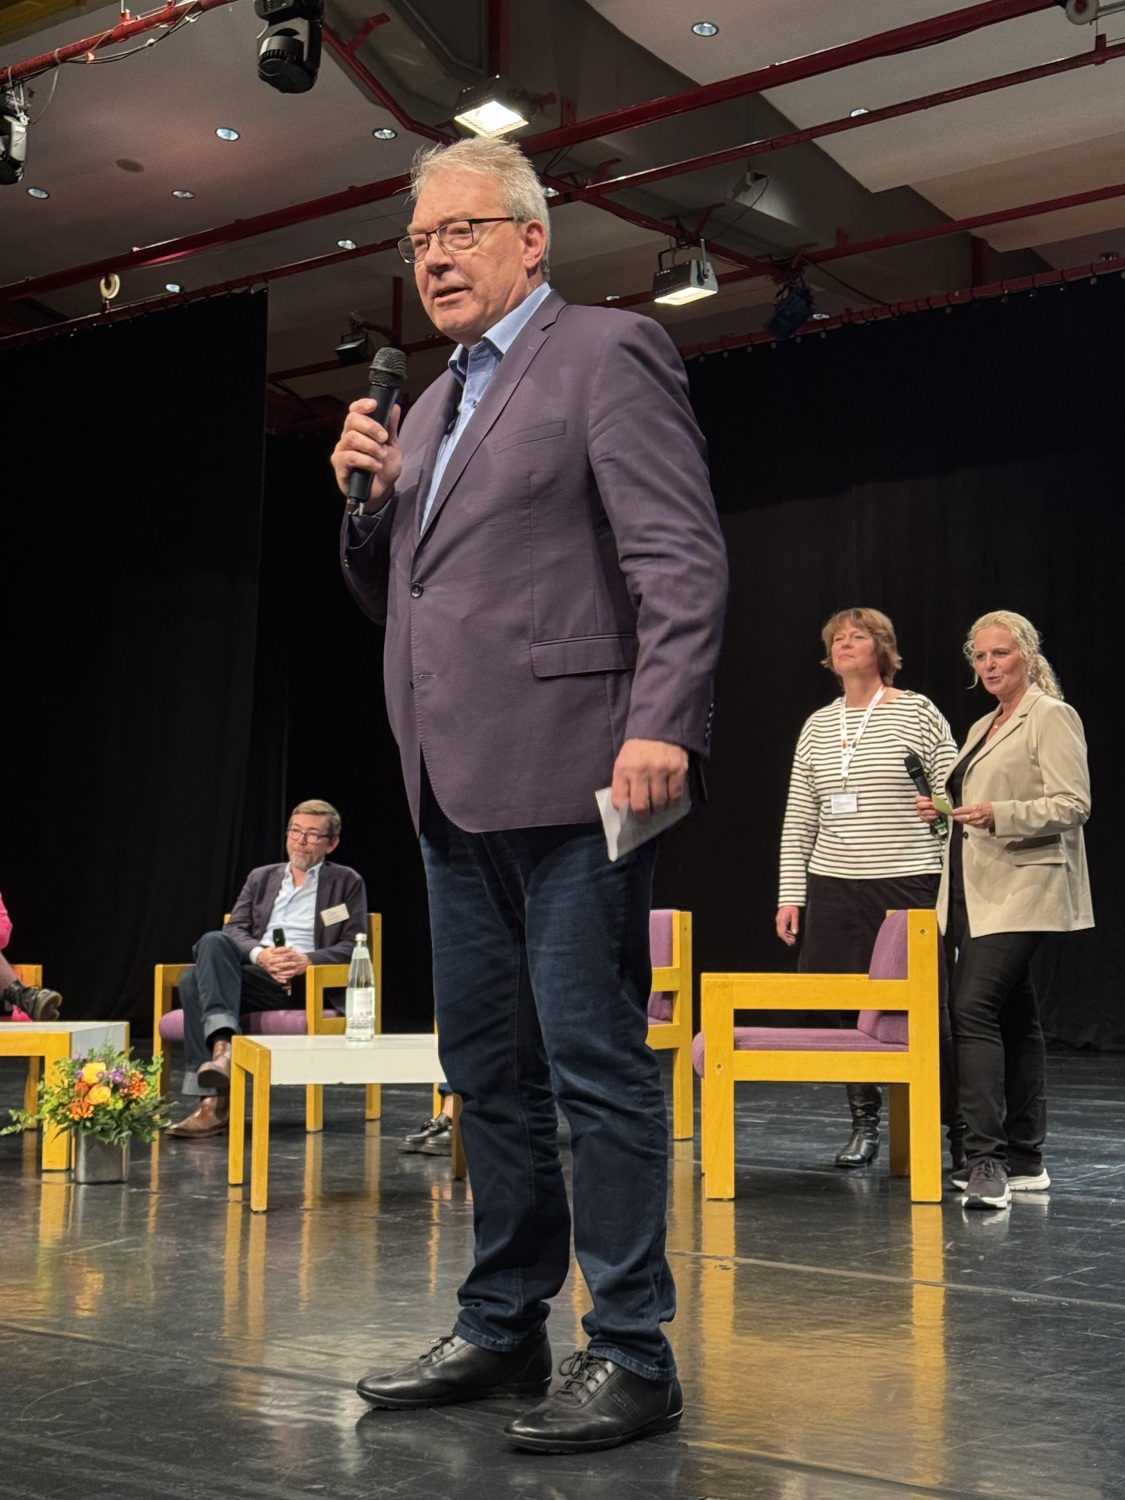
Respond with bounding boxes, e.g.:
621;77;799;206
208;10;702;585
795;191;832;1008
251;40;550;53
904;752;947;837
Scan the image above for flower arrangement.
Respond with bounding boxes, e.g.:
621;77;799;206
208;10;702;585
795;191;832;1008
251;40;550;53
2;1049;170;1146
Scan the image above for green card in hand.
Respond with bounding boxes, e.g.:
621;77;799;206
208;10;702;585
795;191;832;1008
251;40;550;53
931;794;953;817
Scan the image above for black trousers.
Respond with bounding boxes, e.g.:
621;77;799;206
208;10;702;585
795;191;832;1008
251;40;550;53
798;873;954;1127
946;900;1045;1173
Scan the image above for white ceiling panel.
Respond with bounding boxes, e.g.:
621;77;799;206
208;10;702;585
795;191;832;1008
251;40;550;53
917;127;1125;252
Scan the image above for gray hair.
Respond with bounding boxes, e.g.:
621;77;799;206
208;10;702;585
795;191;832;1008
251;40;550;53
409;137;551;280
963;610;1063;699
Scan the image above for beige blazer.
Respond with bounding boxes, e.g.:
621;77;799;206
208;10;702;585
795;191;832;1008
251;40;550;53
937;686;1093;936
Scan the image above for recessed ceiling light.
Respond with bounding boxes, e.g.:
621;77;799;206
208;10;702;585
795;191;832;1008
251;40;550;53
165;282;183;293
337;238;357;250
172;188;195;199
811;311;831;320
849;107;870;117
215;126;240;141
691;21;719;37
542;185;560;198
26;186;49;199
604;294;621;302
372;126;397;140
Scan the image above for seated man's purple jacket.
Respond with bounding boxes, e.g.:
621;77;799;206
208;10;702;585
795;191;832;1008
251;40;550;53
221;862;367;966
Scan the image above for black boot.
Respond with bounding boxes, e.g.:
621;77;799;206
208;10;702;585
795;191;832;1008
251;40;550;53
835;1083;881;1167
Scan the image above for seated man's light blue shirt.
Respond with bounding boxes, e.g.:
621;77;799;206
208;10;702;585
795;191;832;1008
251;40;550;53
248;861;321;963
419;281;554;532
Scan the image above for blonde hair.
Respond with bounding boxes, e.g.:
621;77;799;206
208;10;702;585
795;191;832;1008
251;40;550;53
820;607;902;684
963;610;1063;699
290;799;341;840
409;137;551;279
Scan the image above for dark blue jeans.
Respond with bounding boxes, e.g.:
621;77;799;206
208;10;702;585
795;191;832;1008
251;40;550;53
179;930;291;1097
420;805;676;1381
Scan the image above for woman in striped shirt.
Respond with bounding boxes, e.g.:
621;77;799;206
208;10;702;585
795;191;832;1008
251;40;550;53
776;608;957;1168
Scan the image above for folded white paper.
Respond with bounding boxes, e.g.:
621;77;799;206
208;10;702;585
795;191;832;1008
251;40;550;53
594;785;692;862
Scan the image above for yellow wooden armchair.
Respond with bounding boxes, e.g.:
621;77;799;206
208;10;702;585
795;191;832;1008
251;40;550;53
696;909;942;1202
647;909;694;1140
153;914;382;1130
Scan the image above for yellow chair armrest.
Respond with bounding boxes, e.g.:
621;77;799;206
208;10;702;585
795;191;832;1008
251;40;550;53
306;963;349;1029
705;973;911;1010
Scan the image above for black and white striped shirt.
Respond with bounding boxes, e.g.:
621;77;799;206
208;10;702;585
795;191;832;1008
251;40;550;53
778;692;957;905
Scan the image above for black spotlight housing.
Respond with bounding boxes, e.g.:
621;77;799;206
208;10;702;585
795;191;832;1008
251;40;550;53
0;85;29;186
336;323;374;366
254;0;323;94
765;279;815;340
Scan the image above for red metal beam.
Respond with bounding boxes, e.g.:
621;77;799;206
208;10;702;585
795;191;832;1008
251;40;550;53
321;24;448;143
0;235;403;350
578;33;1124;201
489;0;510;79
2;0;245;85
568;178;1125;312
516;0;1056;158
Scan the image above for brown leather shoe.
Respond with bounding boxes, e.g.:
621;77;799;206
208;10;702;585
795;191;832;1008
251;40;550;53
196;1036;232;1094
167;1095;230;1139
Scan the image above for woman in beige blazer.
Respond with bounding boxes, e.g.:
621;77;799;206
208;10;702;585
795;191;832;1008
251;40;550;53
918;611;1092;1212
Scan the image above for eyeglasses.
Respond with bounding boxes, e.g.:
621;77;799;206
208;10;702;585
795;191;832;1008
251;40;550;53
397;217;520;265
287;827;331;842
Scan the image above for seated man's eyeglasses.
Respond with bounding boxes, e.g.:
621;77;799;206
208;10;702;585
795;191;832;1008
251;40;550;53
397;217;521;265
287;826;331;842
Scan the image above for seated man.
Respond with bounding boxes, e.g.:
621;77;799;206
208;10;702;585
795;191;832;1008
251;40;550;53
168;799;367;1139
0;888;63;1021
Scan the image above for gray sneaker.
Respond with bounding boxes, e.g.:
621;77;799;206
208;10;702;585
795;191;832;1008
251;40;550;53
401;1112;452;1154
963;1159;1011;1210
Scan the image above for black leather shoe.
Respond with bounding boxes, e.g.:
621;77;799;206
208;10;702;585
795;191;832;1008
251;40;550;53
504;1351;683;1453
356;1331;551;1409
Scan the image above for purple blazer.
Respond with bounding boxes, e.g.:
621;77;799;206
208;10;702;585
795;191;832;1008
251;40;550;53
342;290;728;833
223;861;367;965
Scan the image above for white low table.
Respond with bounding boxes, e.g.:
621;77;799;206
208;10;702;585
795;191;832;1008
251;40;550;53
229;1033;464;1211
0;1020;130;1170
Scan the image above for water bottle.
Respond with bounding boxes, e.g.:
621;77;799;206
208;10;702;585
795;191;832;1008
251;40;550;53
345;933;376;1043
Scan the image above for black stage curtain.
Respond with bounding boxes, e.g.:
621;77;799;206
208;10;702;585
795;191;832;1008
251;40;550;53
236;432;431;1034
3;294;267;1025
677;274;1125;1050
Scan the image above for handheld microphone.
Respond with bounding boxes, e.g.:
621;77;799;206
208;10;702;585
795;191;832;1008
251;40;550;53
345;345;407;517
903;752;947;838
273;927;286;947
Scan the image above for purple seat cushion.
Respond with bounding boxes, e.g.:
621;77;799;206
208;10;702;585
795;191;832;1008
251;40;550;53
647;908;674;1023
692;1026;907;1076
157;1006;341;1043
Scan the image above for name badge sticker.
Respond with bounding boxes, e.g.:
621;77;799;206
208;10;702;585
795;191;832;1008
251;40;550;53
320;903;350;925
830;793;859;815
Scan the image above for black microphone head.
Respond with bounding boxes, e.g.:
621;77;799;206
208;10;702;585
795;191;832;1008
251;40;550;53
903;752;923;778
369;345;407;387
273;927;286;947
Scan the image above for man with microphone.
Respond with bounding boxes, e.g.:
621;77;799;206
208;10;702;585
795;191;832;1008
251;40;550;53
331;137;726;1452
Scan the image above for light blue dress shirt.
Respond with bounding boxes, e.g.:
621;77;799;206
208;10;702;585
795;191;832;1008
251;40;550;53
419;281;553;532
248;861;321;962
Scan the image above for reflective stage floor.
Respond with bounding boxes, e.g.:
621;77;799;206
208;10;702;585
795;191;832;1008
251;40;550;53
2;1051;1123;1500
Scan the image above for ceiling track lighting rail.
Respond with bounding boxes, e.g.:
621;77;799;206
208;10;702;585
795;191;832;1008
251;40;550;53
1;0;243;86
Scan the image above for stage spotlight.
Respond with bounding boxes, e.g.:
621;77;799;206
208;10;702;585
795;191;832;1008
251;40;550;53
336;320;373;365
254;0;323;94
453;76;528;137
0;85;29;186
766;277;815;339
652;244;718;306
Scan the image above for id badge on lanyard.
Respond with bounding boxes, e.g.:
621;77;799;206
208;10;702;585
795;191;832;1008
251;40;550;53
835;688;885;814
